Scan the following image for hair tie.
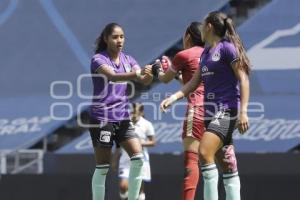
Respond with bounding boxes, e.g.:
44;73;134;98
223;18;228;36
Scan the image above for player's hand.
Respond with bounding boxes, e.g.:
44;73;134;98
161;56;172;72
160;95;177;112
160;98;171;112
151;60;162;78
237;112;249;134
142;65;152;75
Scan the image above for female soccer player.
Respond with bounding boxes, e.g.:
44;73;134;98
160;12;250;200
89;23;153;200
153;22;206;200
114;102;156;200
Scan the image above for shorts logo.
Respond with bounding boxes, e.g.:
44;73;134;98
212;51;221;61
100;131;111;143
202;65;208;73
211;118;220;126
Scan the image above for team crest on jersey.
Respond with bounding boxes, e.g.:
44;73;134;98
212;51;221;61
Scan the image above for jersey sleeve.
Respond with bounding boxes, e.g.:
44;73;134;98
223;43;239;65
145;121;155;137
127;55;141;71
91;55;108;73
171;52;186;72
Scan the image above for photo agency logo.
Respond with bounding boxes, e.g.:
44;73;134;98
50;74;265;126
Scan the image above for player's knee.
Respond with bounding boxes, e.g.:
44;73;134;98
94;148;111;165
199;147;213;163
119;191;128;200
119;181;128;193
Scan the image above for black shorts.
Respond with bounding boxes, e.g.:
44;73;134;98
204;109;237;145
89;118;137;148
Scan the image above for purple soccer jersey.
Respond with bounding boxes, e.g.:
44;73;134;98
90;51;140;122
200;39;240;115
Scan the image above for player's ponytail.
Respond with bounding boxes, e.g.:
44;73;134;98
205;11;251;75
185;22;205;47
94;23;122;54
224;17;250;75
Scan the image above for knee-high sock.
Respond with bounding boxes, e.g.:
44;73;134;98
223;172;241;200
128;153;144;200
92;164;109;200
183;151;200;200
201;163;219;200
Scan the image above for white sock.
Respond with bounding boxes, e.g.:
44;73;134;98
120;191;128;200
128;153;144;200
92;164;109;200
138;192;146;200
223;172;241;200
201;163;219;200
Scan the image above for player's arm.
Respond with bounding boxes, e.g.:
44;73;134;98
157;69;183;84
96;64;152;85
130;55;153;85
158;69;177;83
175;73;184;85
141;136;156;147
232;61;250;134
141;122;156;147
160;68;202;112
138;65;153;85
156;56;182;83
